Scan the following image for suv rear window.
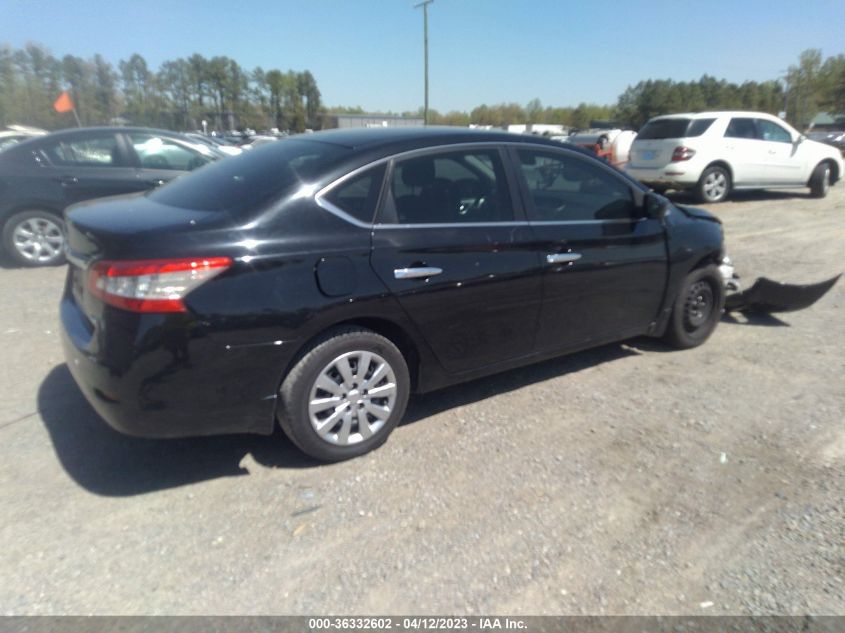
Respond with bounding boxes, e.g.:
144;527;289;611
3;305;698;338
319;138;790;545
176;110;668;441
637;118;715;139
149;139;350;213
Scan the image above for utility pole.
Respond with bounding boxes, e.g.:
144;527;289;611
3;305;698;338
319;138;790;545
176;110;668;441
414;0;433;125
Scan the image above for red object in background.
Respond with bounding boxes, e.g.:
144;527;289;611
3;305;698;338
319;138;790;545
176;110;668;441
53;91;74;113
594;137;613;163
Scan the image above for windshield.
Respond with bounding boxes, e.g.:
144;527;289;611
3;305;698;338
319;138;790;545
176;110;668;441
149;139;351;214
637;118;714;139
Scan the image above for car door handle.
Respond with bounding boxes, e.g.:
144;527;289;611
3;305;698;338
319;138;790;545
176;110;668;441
546;253;582;264
146;179;166;187
57;176;79;186
393;266;443;280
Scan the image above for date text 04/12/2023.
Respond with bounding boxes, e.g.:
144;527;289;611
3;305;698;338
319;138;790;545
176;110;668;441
307;617;527;630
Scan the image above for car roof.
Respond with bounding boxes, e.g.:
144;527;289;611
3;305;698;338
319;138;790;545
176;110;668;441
1;126;210;156
45;126;194;138
649;111;783;121
301;126;571;150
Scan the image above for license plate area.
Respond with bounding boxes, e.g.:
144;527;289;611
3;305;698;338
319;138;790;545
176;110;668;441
640;150;657;160
69;263;97;333
71;264;85;307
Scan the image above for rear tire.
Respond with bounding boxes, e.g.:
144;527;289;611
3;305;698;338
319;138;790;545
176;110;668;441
696;166;731;203
663;265;725;349
2;209;66;267
809;162;831;198
277;327;410;462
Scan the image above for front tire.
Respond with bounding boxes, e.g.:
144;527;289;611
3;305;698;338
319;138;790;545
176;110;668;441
2;210;66;267
696;166;731;203
277;327;410;462
809;162;831;198
663;265;725;349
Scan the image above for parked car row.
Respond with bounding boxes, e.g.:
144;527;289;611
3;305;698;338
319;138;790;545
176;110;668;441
0;127;226;266
0;112;842;268
0;125;46;152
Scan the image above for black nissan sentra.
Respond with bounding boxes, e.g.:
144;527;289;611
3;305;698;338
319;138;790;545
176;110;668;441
61;127;726;461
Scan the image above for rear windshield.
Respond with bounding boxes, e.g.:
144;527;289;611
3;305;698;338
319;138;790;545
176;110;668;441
149;139;351;213
637;117;715;139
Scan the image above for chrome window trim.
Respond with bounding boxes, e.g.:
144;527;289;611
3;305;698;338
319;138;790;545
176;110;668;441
529;218;648;226
314;141;646;230
374;221;526;230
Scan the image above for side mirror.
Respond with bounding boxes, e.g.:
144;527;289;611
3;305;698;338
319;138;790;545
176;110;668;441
795;134;807;144
644;192;670;220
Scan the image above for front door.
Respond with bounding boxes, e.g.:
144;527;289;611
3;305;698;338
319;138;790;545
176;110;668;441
513;147;668;351
369;146;542;374
755;118;805;184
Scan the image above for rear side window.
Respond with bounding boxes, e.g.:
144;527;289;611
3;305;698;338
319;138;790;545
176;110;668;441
149;140;351;214
380;149;513;224
518;150;636;222
725;118;758;140
686;118;716;137
129;133;210;171
637;118;691;139
323;164;386;224
40;134;124;167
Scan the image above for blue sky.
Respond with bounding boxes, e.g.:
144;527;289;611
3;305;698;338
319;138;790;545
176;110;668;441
2;0;843;112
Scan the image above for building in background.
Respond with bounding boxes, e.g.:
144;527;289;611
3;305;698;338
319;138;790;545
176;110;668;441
324;113;424;129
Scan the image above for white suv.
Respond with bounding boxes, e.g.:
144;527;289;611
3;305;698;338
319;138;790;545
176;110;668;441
627;111;844;202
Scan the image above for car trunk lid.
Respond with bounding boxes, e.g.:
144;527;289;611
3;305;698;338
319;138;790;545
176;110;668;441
64;193;239;320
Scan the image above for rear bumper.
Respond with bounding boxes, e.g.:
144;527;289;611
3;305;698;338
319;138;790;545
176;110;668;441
60;293;290;438
626;165;701;188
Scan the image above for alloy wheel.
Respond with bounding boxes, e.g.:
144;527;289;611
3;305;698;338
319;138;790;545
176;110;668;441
702;171;727;201
12;217;64;263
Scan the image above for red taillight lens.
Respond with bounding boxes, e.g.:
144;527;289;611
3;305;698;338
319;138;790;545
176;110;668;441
88;257;232;313
671;146;696;162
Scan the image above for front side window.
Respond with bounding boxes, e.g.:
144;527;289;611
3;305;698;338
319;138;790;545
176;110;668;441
41;134;123;167
518;150;636;221
756;119;792;143
725;118;758;140
129;134;210;171
323;164;386;224
381;149;513;224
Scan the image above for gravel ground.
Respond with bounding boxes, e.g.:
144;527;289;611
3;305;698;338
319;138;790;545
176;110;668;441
0;186;843;615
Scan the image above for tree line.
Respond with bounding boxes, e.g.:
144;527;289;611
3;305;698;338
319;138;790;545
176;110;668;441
0;44;323;132
1;44;843;133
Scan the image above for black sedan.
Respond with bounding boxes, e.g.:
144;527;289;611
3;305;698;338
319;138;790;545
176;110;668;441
0;127;223;266
61;127;727;461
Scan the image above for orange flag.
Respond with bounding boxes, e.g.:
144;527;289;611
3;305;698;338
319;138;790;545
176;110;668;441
53;91;75;113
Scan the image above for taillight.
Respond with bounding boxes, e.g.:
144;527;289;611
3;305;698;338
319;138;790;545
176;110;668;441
671;146;696;161
88;257;232;313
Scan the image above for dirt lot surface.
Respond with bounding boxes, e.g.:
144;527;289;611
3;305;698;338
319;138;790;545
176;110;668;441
0;187;843;616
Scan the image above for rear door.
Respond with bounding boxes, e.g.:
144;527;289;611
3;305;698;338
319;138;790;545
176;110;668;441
37;132;142;206
722;117;768;184
369;145;543;373
513;147;668;350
